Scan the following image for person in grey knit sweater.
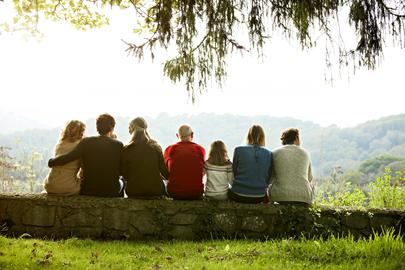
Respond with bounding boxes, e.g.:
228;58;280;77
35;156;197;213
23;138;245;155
269;128;314;206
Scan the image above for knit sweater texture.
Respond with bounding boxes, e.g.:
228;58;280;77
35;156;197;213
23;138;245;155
44;140;81;196
230;145;272;196
204;161;233;199
269;144;314;204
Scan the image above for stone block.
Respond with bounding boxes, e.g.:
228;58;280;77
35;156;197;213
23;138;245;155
241;216;267;232
103;209;129;231
168;226;195;240
0;194;404;240
318;216;340;228
22;205;56;227
70;227;103;238
129;211;160;235
262;206;280;215
169;213;197;225
61;208;102;228
370;215;397;230
164;207;179;215
0;200;7;220
4;201;29;225
342;212;370;230
213;213;238;233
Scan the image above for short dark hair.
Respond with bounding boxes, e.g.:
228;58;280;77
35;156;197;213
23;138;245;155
96;114;115;135
280;128;299;145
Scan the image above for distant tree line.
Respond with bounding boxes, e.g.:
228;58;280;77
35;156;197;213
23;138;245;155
0;113;404;193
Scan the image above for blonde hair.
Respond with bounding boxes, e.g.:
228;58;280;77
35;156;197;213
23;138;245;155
60;120;86;143
246;125;266;146
207;140;231;166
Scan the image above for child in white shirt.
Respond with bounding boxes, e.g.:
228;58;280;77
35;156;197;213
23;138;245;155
204;140;233;200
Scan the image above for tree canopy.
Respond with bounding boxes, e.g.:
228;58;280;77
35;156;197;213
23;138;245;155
2;0;404;100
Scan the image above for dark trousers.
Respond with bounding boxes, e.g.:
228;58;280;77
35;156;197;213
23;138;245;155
228;190;267;204
275;201;311;207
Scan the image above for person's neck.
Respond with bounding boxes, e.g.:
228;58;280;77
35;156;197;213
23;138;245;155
100;132;113;138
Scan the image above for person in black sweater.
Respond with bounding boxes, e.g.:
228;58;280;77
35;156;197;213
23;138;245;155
122;117;169;198
48;114;125;197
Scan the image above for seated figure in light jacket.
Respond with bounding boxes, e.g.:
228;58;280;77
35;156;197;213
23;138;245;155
269;128;314;206
43;120;85;196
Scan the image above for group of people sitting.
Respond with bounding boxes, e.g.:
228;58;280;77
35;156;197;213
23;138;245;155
45;113;314;206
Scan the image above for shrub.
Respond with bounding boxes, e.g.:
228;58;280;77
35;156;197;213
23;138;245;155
368;167;405;209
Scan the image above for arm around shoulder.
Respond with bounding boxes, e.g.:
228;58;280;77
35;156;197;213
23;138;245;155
48;140;84;167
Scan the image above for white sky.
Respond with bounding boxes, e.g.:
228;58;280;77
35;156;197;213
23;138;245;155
0;3;404;129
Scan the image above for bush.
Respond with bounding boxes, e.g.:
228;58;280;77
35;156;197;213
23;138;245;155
368;167;405;209
315;182;366;207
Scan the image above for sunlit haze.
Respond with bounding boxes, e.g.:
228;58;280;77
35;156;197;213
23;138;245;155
0;3;404;132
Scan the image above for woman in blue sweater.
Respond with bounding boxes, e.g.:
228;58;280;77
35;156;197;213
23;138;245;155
229;125;272;203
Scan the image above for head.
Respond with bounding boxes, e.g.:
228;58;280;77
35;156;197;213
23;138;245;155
246;125;266;146
177;124;193;142
207;140;230;166
280;128;300;145
96;113;115;136
128;117;150;144
60;120;86;143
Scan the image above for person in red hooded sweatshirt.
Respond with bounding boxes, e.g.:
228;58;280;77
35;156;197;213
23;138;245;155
164;124;206;200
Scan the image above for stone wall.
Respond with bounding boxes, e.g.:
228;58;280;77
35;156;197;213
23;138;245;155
0;194;403;240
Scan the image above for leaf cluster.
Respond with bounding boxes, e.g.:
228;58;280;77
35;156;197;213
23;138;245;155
2;0;404;100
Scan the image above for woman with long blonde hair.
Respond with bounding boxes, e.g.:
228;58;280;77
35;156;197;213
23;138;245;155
228;125;272;203
43;120;85;196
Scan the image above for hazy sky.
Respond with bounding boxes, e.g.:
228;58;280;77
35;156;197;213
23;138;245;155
0;3;404;129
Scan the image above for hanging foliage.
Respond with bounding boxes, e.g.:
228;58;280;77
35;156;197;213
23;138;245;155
2;0;404;101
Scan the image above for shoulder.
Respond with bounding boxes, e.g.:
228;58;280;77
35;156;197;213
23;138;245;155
164;143;176;153
272;145;289;154
79;137;93;144
298;146;311;158
124;142;134;151
259;146;271;154
148;140;163;152
112;138;124;147
234;145;247;153
194;143;205;152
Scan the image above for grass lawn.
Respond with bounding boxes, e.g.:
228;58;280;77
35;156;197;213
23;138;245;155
0;232;403;270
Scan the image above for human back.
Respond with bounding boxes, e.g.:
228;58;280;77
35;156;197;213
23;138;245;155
78;135;123;196
204;140;233;200
231;145;272;194
122;117;169;197
164;124;205;200
48;114;124;197
44;120;85;196
269;128;314;205
229;125;272;203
